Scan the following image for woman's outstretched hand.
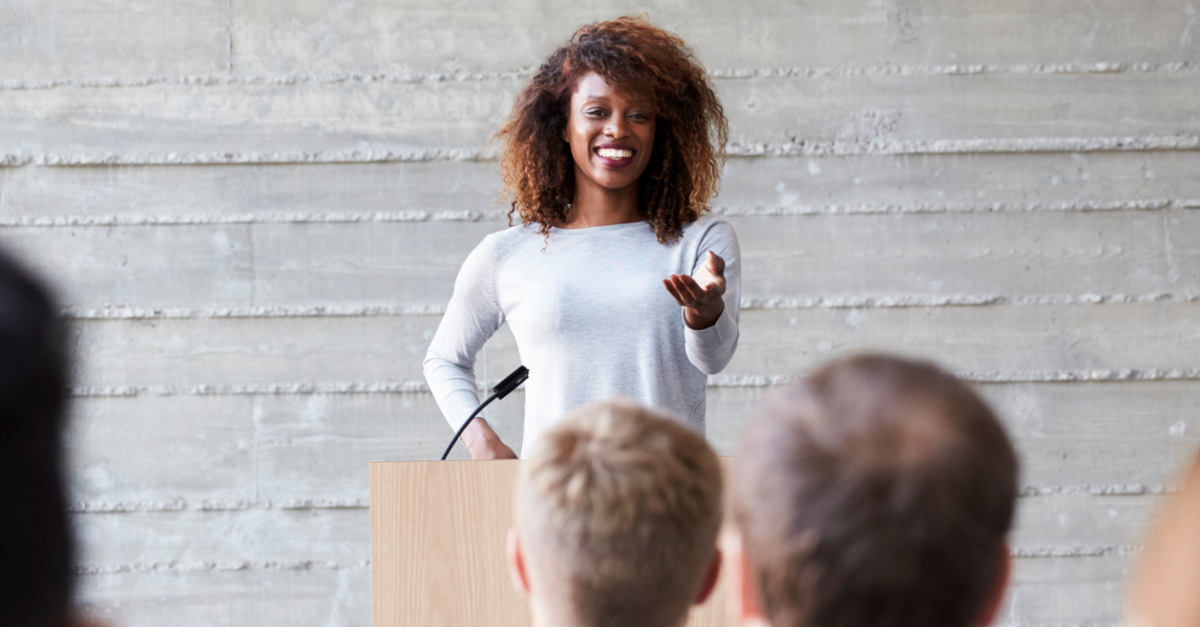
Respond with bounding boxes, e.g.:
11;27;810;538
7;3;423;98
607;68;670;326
663;251;726;330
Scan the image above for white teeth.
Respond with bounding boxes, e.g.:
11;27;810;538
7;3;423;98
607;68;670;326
597;148;633;159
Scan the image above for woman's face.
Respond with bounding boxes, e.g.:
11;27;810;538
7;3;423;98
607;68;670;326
564;71;657;193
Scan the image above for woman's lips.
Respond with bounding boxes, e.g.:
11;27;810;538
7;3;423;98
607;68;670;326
594;146;636;168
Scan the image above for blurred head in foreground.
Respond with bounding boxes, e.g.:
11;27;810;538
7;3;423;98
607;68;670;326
0;249;75;626
1127;451;1200;627
727;354;1019;627
508;399;724;627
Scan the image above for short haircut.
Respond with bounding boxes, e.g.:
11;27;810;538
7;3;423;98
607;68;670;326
516;399;723;627
0;248;73;627
733;354;1019;627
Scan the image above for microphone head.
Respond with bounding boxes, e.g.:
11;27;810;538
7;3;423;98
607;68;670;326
492;366;529;399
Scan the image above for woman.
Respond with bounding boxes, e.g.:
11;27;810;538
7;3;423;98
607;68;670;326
424;16;739;459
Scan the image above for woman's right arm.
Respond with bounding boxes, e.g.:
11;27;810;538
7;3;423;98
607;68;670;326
422;235;516;459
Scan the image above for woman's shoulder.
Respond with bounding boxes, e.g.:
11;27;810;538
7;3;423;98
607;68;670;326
470;222;542;262
681;214;737;243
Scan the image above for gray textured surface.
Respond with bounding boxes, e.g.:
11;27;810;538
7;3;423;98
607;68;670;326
2;1;1199;625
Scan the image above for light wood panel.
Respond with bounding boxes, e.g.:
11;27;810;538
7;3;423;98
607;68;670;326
369;459;1162;627
4;73;1198;160
368;458;769;626
370;460;537;627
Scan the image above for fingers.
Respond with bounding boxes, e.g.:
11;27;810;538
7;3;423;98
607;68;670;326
673;274;709;303
681;273;726;302
664;275;715;308
663;277;693;305
663;279;686;306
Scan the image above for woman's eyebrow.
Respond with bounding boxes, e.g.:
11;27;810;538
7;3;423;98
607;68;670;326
584;96;653;108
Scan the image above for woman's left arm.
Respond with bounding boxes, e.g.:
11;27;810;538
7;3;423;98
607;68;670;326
663;221;741;374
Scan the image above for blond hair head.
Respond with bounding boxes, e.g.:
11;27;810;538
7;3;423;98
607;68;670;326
515;399;723;627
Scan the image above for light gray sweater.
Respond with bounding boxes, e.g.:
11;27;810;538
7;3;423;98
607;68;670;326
423;217;740;455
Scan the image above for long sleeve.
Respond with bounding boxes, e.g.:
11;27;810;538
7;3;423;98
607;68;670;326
423;235;506;431
683;220;741;374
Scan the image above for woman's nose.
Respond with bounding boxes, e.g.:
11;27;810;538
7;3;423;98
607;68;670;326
604;117;628;138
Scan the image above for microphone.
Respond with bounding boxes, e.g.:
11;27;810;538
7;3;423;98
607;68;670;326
440;366;529;461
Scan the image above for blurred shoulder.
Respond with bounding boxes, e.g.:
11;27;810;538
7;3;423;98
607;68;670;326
681;215;738;245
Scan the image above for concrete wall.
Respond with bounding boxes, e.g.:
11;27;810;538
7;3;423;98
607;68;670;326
2;1;1198;625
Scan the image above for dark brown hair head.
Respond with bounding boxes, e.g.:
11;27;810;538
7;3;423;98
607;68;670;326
733;354;1019;627
494;16;728;243
0;247;73;627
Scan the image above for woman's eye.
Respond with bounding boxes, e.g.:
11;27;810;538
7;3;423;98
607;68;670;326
586;109;605;116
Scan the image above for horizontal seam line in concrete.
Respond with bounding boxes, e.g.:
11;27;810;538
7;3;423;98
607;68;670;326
988;619;1118;624
69;498;370;513
714;370;1200;386
3;61;1197;91
74;559;371;575
69;545;1142;576
66;369;1200;398
4;135;1200;168
56;293;1200;321
5;199;1199;228
64;484;1173;514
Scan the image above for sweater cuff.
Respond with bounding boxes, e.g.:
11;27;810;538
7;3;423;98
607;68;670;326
682;306;738;365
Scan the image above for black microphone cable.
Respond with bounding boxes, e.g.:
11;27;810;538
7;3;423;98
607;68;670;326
440;366;529;461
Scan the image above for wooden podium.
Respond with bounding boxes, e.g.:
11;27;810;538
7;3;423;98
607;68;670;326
371;460;731;626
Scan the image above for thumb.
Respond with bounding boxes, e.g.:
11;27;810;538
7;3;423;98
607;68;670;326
707;251;726;275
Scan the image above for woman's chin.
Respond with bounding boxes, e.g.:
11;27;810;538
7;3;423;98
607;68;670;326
584;171;644;192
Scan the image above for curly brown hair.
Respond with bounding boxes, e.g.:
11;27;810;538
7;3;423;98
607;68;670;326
495;16;728;243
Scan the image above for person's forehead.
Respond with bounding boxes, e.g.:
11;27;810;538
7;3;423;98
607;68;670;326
571;72;653;107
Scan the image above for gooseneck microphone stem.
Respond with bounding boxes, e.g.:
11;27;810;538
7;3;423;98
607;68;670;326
440;366;529;461
440;391;500;461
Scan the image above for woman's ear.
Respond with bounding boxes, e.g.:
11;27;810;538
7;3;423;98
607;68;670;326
506;527;531;598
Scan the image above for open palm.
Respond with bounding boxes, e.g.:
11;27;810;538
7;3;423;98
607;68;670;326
663;251;726;329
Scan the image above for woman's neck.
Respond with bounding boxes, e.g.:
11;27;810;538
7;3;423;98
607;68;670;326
560;176;641;228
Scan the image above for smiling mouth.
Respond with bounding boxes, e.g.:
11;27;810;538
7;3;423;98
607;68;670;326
596;147;634;159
